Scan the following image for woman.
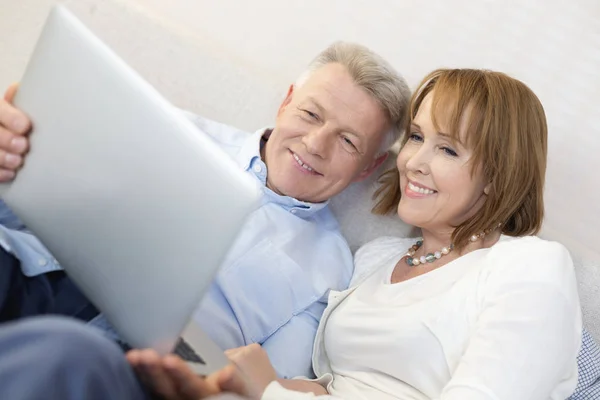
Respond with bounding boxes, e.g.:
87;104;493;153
129;68;582;400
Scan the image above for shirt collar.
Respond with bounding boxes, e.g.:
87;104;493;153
237;128;329;217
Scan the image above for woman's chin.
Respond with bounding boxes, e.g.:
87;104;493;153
397;207;421;228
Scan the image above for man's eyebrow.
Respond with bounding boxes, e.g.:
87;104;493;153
305;97;326;115
305;97;364;141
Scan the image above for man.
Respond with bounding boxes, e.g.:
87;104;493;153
0;41;411;379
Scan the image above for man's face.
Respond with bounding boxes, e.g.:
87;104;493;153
263;63;391;203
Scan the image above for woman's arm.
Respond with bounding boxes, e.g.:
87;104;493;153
438;239;582;399
277;379;328;395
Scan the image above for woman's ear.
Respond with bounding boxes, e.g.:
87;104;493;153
483;182;492;195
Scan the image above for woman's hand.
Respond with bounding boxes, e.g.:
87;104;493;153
218;344;279;400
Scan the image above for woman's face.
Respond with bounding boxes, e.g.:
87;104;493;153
397;92;490;232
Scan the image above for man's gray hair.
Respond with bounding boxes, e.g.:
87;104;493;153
295;41;411;154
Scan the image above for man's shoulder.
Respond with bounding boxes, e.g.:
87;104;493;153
180;109;252;153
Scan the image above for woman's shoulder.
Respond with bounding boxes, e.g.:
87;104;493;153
350;236;416;286
489;235;571;265
483;235;575;292
355;236;416;261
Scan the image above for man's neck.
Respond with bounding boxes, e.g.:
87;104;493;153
259;129;272;163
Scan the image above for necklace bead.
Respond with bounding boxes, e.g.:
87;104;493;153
404;239;459;267
405;227;499;267
406;239;454;267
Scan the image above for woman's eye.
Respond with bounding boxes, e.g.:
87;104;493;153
408;133;423;142
442;147;458;157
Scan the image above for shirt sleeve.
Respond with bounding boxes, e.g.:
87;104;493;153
261;299;326;379
437;238;582;400
0;224;63;277
0;200;27;230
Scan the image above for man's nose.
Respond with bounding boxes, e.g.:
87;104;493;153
302;127;330;158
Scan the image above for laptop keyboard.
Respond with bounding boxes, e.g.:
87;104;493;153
115;337;206;365
173;337;206;365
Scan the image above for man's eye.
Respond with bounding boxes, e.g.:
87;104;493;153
342;136;357;150
303;110;319;120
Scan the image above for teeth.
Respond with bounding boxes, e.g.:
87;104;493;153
408;182;435;195
293;153;313;172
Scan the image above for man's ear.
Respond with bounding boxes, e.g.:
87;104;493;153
353;152;389;182
277;85;295;116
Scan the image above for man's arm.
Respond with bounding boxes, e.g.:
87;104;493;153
0;224;63;276
260;299;326;379
0;200;27;230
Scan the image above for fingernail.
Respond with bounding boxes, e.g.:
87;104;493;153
5;153;22;167
11;136;27;152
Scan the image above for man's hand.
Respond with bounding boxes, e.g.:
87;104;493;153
0;83;31;182
127;344;279;400
126;348;225;400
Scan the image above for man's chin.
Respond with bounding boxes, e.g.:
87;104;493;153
280;185;323;203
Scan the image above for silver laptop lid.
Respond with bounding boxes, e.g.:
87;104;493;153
0;5;261;355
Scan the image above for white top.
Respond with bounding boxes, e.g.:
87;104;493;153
262;235;582;400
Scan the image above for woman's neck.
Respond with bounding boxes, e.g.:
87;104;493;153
419;228;453;255
419;228;502;258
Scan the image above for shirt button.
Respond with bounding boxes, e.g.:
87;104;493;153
38;259;48;267
291;209;297;214
253;164;262;173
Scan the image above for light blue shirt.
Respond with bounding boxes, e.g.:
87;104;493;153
0;111;354;379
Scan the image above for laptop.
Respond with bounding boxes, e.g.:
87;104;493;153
0;5;261;375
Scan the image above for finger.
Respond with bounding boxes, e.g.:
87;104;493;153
0;126;29;154
217;364;251;397
224;344;259;360
0;149;23;170
224;347;245;360
0;168;16;182
126;351;167;398
137;349;178;398
125;349;144;367
0;99;31;135
4;83;19;103
163;355;221;399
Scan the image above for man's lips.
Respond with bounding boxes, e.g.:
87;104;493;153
290;150;322;175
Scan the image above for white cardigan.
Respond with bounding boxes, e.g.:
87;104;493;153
263;235;582;400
